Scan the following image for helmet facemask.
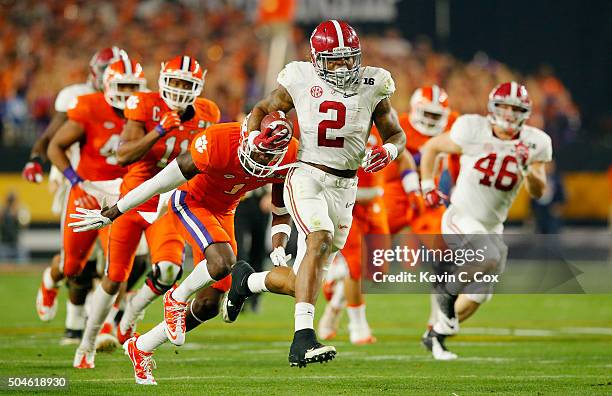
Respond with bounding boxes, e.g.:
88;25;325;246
313;47;361;96
238;131;287;178
487;101;531;136
410;103;450;136
159;71;205;111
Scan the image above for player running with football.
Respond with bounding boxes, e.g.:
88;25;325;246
38;52;146;345
223;19;406;367
71;55;220;369
70;115;297;384
419;81;552;360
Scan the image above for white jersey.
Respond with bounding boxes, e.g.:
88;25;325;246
449;114;553;226
54;83;95;112
277;61;395;170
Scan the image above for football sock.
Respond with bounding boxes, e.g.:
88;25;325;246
329;281;345;310
295;302;315;331
120;285;157;333
172;260;214;302
347;304;367;328
136;322;167;353
43;267;58;289
247;271;269;294
104;303;119;325
80;286;115;350
65;301;86;330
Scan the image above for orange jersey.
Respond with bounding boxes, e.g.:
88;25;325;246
66;92;127;181
121;92;221;211
181;122;299;213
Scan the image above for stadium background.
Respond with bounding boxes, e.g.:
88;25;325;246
0;1;610;394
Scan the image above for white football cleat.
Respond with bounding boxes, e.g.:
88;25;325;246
36;279;58;322
163;287;188;346
73;347;95;369
124;336;157;385
349;324;377;345
431;337;458;360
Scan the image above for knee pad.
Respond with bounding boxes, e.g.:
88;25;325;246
146;261;183;295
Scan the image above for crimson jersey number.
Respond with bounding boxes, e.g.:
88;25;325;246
318;101;346;147
473;153;519;191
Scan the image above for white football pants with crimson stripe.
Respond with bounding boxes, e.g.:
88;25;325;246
441;204;507;303
283;162;357;274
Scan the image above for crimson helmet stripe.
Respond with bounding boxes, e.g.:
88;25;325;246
330;19;345;47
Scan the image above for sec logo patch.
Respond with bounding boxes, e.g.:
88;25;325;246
310;86;323;98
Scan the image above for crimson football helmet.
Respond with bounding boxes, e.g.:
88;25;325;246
310;20;361;95
238;113;292;178
487;81;532;135
158;55;206;110
89;46;124;91
102;53;147;109
409;85;451;136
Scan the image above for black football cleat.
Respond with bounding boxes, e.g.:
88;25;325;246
421;328;457;360
289;328;336;367
222;261;254;323
59;328;83;345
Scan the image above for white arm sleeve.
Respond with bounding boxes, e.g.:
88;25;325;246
117;160;188;213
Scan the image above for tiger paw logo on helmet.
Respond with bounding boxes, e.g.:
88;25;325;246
195;135;208;154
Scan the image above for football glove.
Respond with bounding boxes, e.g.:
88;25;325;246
421;179;448;208
515;141;529;175
68;207;112;232
72;183;99;210
270;246;292;267
155;111;181;136
363;143;398;173
22;158;43;183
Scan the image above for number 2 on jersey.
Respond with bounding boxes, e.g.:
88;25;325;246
157;136;189;168
473;153;519;191
318;101;346;148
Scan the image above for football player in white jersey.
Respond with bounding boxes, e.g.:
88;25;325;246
419;81;552;360
223;20;406;367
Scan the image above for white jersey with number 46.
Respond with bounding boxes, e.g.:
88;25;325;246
450;114;553;226
277;61;395;170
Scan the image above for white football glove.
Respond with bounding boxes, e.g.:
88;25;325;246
270;246;292;267
68;207;112;232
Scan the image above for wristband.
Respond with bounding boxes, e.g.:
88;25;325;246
382;143;398;161
62;166;82;186
154;124;166;137
401;170;420;193
420;178;435;192
271;224;292;238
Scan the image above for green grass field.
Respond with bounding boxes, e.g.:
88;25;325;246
1;268;611;395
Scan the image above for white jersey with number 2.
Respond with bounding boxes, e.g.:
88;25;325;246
277;61;395;170
450;114;553;226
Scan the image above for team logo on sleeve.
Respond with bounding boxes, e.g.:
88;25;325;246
195;135;208;153
126;95;140;110
67;97;78;110
310;86;323;98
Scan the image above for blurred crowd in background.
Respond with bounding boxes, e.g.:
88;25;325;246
0;0;582;151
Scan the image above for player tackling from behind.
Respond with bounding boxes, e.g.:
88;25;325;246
225;19;406;367
419;81;552;359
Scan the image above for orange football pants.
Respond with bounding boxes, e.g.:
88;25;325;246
105;209;184;283
341;196;390;280
168;190;233;292
61;186;109;277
